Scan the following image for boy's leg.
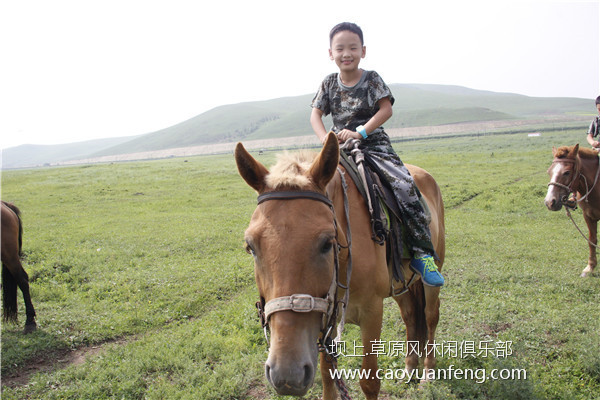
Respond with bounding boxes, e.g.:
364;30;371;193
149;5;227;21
366;149;444;286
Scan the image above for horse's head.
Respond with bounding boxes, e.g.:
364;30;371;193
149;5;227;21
235;133;340;396
545;144;580;211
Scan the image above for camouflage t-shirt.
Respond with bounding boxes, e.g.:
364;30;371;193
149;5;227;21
588;116;599;138
311;70;395;135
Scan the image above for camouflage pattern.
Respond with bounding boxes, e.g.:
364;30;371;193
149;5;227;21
312;70;394;134
312;70;435;258
588;116;600;138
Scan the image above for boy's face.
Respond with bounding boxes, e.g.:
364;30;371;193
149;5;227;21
329;30;366;73
596;103;600;115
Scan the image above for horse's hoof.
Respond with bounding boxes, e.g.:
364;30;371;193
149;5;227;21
419;369;436;384
581;266;594;278
23;323;37;334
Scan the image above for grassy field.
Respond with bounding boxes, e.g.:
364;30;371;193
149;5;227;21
1;128;599;399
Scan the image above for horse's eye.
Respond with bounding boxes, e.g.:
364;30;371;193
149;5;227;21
321;240;334;254
245;243;256;256
563;171;571;176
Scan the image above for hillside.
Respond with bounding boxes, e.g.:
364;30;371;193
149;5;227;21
2;84;593;168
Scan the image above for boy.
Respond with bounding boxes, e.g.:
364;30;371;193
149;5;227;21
586;96;600;150
310;22;444;287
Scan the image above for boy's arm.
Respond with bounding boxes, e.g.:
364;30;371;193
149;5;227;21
310;107;329;144
587;133;599;147
363;97;393;135
336;97;394;142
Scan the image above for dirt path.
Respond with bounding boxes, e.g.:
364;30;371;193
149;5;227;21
2;337;130;388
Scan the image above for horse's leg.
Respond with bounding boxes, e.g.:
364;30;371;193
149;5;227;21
358;301;384;400
581;216;598;277
422;285;440;379
393;292;421;378
319;352;338;400
13;260;36;333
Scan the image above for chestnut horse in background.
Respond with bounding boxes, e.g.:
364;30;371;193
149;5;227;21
1;201;37;333
235;133;445;399
545;145;600;277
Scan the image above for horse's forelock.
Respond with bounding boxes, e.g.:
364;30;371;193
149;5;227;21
265;151;318;189
555;146;597;160
554;146;572;159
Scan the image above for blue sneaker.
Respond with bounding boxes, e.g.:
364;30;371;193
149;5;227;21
410;255;445;287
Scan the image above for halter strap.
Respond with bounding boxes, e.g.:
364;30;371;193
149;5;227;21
552;157;576;164
257;191;332;207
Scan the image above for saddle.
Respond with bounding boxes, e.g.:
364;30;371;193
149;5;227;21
338;140;431;289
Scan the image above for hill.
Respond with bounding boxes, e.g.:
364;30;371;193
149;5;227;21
1;136;141;169
2;84;593;168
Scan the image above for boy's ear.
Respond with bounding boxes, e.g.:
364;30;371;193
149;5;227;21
329;48;333;60
362;45;366;58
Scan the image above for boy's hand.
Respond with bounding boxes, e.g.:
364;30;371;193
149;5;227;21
336;129;362;143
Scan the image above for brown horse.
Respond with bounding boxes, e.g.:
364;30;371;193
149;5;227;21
235;133;445;399
545;144;600;277
1;201;37;333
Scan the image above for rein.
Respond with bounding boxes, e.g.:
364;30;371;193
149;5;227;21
254;179;354;399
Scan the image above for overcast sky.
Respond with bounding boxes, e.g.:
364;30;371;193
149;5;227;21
1;0;599;150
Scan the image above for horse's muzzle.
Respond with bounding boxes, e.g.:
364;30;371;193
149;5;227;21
265;358;315;396
545;197;563;211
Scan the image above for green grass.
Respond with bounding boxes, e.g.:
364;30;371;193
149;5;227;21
2;128;599;399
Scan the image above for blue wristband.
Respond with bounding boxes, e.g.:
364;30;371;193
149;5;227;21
356;125;367;139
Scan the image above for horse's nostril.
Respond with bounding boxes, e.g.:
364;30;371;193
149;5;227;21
303;363;313;388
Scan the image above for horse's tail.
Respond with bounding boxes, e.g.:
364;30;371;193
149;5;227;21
2;264;19;322
2;201;22;322
3;202;23;256
409;280;429;350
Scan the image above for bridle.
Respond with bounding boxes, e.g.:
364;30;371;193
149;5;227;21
547;157;580;205
548;155;600;206
253;171;353;357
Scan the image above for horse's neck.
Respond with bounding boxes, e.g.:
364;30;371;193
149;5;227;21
577;155;600;199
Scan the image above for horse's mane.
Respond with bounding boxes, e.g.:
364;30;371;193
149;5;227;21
555;146;598;160
265;150;318;189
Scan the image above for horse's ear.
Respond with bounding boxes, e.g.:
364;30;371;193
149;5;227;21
309;132;339;191
571;143;580;157
552;146;558;157
235;142;269;193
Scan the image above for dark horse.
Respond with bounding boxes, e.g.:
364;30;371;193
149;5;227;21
545;145;600;277
1;201;37;333
235;133;445;399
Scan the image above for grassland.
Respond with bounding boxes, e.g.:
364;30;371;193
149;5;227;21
1;128;599;399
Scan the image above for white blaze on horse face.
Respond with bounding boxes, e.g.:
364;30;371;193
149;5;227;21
545;163;564;206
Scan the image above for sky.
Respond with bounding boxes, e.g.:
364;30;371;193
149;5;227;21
1;0;599;150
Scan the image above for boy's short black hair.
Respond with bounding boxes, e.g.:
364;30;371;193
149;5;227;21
596;95;600;105
329;22;364;46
